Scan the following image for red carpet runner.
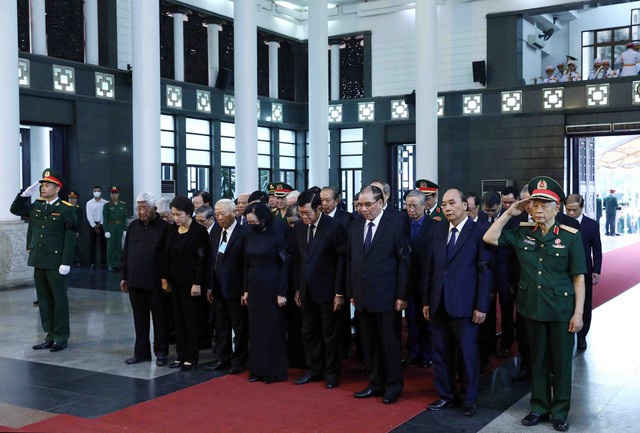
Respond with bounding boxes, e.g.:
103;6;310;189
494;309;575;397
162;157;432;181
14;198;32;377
9;241;640;433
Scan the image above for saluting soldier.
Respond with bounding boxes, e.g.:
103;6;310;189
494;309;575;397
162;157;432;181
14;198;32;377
103;186;127;272
416;179;443;221
483;176;586;432
10;168;78;352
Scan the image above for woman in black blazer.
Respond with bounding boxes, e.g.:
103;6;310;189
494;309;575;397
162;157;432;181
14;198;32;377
162;196;209;370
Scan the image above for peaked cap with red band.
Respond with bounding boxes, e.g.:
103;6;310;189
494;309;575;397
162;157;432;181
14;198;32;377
528;176;565;203
40;168;63;188
273;182;293;197
415;179;439;196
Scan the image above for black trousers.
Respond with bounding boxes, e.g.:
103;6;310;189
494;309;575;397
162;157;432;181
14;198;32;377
88;225;106;266
213;295;249;370
577;275;593;341
359;309;403;396
172;285;202;364
300;297;342;379
128;287;168;359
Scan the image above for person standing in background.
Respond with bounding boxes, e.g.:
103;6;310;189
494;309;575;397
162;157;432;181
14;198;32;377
86;186;108;269
68;191;82;267
103;186;127;272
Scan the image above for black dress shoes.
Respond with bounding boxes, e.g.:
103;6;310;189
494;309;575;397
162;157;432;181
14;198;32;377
419;360;433;369
577;338;587;350
352;364;367;374
400;357;417;366
512;368;532;381
427;399;455;411
32;340;54;350
168;361;183;369
552;417;569;431
462;402;477;416
228;367;244;375
263;376;277;384
294;372;322;385
497;349;512;358
180;362;196;371
50;342;67;352
156;357;168;366
248;373;259;382
125;356;151;365
203;360;229;371
353;388;384;399
521;412;549;426
383;393;399;404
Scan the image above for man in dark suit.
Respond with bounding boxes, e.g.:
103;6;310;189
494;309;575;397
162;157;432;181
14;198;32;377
291;188;347;388
565;194;602;350
348;185;410;404
423;189;493;417
204;199;249;374
603;189;619;236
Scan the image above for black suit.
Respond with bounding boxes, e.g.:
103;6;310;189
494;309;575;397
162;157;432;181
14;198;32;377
209;222;250;370
577;215;602;342
291;214;346;381
347;211;410;397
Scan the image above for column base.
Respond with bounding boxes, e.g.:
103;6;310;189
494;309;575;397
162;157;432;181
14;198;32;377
0;221;32;289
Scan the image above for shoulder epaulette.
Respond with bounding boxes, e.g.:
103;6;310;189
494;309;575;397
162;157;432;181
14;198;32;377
559;224;579;234
35;198;45;201
61;200;73;207
520;222;536;227
120;201;126;204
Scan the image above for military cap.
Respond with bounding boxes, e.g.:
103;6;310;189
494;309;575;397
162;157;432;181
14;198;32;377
268;182;276;196
593;58;602;65
545;65;554;71
415;179;439;196
627;42;635;48
556;62;565;67
110;186;120;193
567;60;576;66
273;182;293;197
68;191;79;198
528;176;565;203
40;168;63;188
602;59;610;64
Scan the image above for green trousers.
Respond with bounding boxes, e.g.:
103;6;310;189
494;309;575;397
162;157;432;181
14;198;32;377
525;317;575;420
106;224;125;269
34;268;70;343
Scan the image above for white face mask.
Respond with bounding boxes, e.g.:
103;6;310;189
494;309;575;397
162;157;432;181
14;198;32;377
93;191;101;198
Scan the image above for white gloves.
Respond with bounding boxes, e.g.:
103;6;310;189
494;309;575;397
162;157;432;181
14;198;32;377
21;181;41;197
59;265;71;275
104;232;111;239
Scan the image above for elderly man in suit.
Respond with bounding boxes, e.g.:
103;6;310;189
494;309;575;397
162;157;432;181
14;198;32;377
348;185;410;404
204;199;250;374
291;187;347;388
423;188;493;417
564;194;602;350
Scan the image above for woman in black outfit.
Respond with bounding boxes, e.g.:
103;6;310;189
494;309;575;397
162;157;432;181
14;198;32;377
162;196;209;371
242;202;289;383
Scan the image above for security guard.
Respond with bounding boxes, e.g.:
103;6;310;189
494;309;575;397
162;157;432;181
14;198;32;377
103;186;128;271
483;176;586;432
10;168;78;352
415;179;443;221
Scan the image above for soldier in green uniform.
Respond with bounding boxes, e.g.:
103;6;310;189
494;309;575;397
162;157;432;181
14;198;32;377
68;191;82;266
483;176;585;432
416;179;443;221
10;168;78;352
103;186;128;272
273;182;293;220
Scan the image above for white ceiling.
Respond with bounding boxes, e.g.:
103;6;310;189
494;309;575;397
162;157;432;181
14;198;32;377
596;135;640;169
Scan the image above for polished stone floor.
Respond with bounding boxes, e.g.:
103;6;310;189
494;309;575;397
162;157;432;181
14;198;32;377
0;235;638;432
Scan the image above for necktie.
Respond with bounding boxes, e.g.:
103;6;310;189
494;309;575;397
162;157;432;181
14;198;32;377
411;221;419;240
426;209;431;217
221;230;228;244
446;227;458;260
241;217;246;225
307;224;315;249
216;230;227;271
364;221;374;252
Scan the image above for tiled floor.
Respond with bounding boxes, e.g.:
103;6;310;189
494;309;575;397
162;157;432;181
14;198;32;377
0;234;638;432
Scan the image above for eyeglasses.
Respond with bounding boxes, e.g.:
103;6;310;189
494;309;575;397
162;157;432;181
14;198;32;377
406;204;424;209
360;200;381;208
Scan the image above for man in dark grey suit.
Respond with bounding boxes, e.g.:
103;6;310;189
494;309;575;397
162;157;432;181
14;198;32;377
347;185;410;404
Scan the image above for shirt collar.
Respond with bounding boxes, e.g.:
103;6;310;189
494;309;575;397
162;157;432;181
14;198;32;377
327;208;337;218
449;216;469;233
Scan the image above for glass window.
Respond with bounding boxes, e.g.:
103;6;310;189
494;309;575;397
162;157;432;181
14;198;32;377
186;150;211;166
161;131;175;148
186;134;209;151
258;127;270;141
221;152;236;167
161;147;175;164
280;157;296;170
340;155;363;168
258;141;271;155
220;122;235;137
614;28;630;41
341;128;363;142
258;155;271;167
161;114;174;131
186;118;210;135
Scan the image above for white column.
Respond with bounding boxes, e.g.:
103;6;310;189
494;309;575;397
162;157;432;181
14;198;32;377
207;23;221;87
415;1;438;182
30;127;51;190
173;12;185;81
84;0;99;65
330;42;340;101
267;41;279;99
30;0;47;55
1;0;21;221
234;0;258;193
308;0;329;187
132;0;161;197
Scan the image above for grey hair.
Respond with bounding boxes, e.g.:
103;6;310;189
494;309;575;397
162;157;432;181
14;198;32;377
136;192;157;209
520;184;529;199
195;204;214;219
156;196;171;214
406;189;426;205
216;198;236;212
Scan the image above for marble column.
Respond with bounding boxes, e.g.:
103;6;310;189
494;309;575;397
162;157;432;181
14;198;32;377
234;0;258;193
84;0;99;65
132;0;161;197
308;0;329;187
330;41;340;101
267;40;279;99
415;1;438;182
173;11;185;81
30;0;47;55
0;0;31;287
206;22;221;87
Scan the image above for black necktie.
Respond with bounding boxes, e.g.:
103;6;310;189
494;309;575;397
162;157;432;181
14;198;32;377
221;230;228;244
446;227;458;260
411;221;419;240
307;224;315;250
364;221;374;252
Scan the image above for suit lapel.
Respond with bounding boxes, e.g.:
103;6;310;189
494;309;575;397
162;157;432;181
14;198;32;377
365;211;389;255
307;216;325;258
447;220;475;262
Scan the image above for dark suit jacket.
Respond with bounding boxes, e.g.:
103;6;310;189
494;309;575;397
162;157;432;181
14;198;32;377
291;214;346;304
579;215;602;275
210;223;249;301
476;211;489;224
423;219;493;318
121;215;169;290
347;210;410;313
163;222;210;288
408;216;438;294
332;208;354;233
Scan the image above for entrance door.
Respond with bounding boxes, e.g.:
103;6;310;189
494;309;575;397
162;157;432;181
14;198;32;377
569;137;596;216
392;144;416;210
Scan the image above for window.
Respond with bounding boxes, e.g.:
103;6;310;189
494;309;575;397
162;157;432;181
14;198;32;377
161;115;175;182
220;122;236;198
258;126;272;187
279;129;296;188
186;118;211;196
339;128;363;212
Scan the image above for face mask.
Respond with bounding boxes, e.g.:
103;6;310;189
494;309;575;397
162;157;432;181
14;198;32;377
250;223;264;233
93;191;101;198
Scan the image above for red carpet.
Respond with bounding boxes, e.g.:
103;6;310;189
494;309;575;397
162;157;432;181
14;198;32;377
592;241;640;308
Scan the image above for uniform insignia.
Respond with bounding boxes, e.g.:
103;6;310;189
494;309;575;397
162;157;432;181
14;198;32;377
531;224;539;233
420;181;427;187
44;170;50;177
35;198;45;202
519;222;535;227
537;179;547;190
553;226;559;235
433;216;442;221
61;200;73;206
523;237;536;246
559;224;578;234
552;238;566;249
436;208;441;213
52;212;61;216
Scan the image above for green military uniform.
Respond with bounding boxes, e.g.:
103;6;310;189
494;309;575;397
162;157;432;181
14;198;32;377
68;191;82;265
102;186;128;270
425;205;443;221
415;178;443;222
10;169;77;346
498;177;586;423
273;182;293;220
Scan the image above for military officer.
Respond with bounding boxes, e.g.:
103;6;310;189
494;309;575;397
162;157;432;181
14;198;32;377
103;186;128;272
10;168;78;352
587;58;603;80
483;176;586;432
416;179;443;221
68;191;83;266
273;182;293;220
267;182;278;212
